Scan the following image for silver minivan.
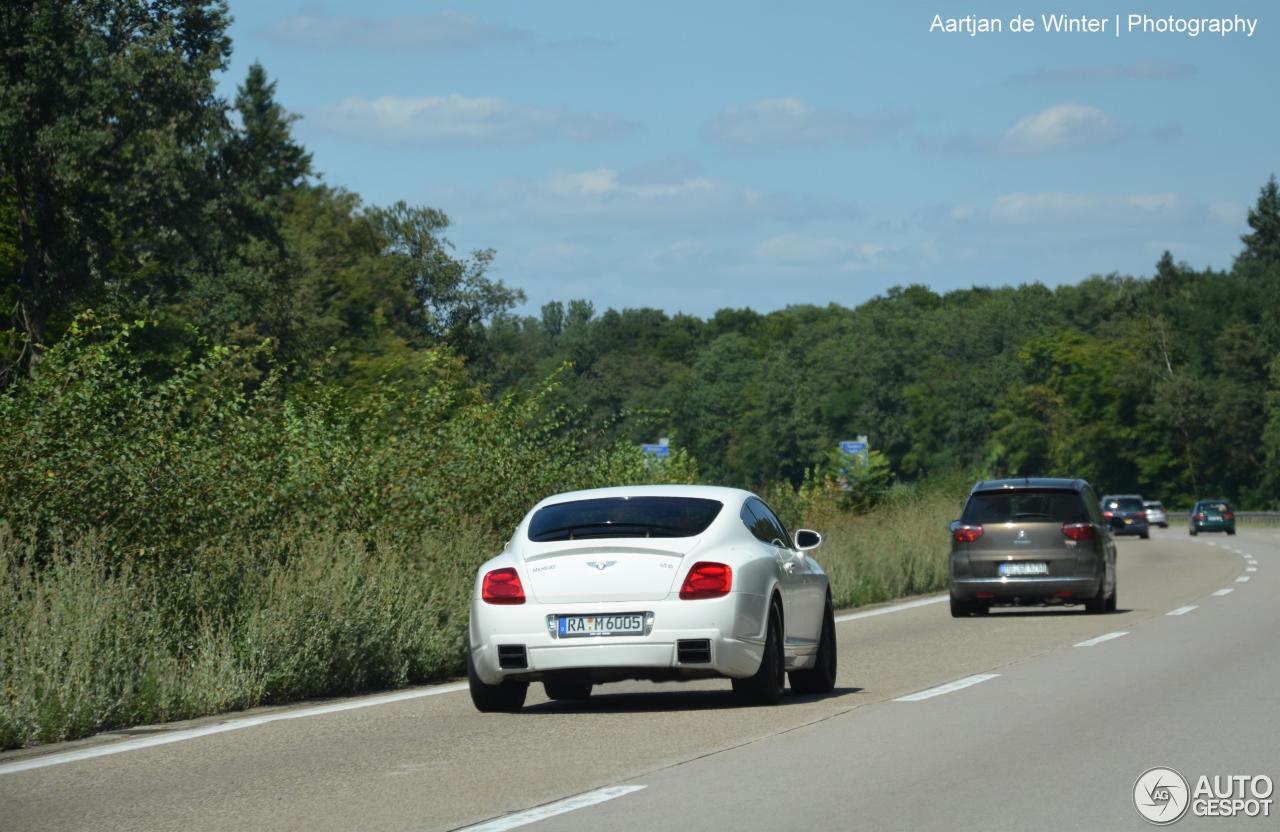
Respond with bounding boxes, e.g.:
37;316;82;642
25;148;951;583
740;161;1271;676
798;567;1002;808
949;478;1118;617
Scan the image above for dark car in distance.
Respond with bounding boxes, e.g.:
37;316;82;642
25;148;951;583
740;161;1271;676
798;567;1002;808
949;478;1118;617
1100;494;1149;539
1189;499;1236;535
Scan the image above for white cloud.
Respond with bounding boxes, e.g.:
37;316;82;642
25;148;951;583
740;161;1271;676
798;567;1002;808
941;103;1128;156
997;103;1124;155
443;167;858;228
1208;201;1246;227
950;191;1190;226
753;233;852;263
523;242;590;269
1015;60;1197;83
314;95;633;144
704;98;911;148
259;12;530;50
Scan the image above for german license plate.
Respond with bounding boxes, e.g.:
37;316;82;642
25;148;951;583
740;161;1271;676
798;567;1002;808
999;562;1048;577
557;613;646;638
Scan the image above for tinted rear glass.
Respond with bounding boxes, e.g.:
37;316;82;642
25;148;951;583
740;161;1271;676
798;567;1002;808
1103;497;1144;512
1197;501;1231;512
962;490;1087;524
528;497;723;542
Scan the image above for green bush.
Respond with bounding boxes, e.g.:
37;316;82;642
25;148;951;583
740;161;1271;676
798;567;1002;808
0;320;697;748
767;472;967;609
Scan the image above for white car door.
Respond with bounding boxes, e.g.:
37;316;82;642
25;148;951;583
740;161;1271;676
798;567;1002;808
744;498;808;648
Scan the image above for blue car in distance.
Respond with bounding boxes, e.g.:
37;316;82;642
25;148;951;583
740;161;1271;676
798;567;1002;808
1100;494;1149;540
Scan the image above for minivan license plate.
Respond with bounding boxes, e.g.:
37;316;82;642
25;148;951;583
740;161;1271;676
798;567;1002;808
557;613;646;638
999;562;1049;577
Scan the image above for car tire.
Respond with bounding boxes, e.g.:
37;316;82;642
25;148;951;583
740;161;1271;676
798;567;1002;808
1105;582;1118;613
733;602;785;705
1140;530;1149;540
467;651;528;713
1085;577;1108;614
1189;528;1197;536
1228;529;1236;536
789;599;837;694
949;595;971;617
543;681;592;701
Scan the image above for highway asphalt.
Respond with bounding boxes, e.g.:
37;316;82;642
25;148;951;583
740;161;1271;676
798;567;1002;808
1;527;1274;831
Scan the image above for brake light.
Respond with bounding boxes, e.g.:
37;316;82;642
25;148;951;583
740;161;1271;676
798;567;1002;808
953;524;983;543
680;562;732;599
1223;511;1234;520
482;568;525;604
1102;511;1114;519
1194;512;1206;521
1136;511;1147;522
1062;522;1095;541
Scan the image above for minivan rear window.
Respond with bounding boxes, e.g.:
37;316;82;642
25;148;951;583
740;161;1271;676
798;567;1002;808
962;490;1087;524
1104;498;1144;512
528;497;723;541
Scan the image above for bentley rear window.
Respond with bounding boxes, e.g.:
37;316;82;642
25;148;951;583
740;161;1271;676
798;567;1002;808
528;497;723;541
962;490;1087;524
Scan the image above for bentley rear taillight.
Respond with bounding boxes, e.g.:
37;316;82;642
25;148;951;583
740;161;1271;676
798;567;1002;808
680;562;732;599
482;568;525;604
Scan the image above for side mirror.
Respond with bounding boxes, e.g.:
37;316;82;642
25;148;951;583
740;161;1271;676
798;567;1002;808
794;529;822;551
948;519;961;534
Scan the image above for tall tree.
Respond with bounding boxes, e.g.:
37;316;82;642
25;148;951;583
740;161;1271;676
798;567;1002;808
1236;174;1280;268
227;62;311;212
0;1;233;369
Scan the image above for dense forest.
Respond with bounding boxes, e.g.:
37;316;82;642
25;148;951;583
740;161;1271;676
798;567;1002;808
4;2;1280;512
3;0;1279;748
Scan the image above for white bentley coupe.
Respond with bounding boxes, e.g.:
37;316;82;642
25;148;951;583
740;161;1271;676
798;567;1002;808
467;484;836;711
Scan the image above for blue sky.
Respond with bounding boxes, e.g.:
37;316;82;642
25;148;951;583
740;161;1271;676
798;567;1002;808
218;1;1277;317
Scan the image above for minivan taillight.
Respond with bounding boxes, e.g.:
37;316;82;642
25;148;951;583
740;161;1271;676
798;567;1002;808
482;568;525;604
680;562;732;599
1102;511;1114;520
953;525;983;543
1136;511;1147;522
1062;522;1095;541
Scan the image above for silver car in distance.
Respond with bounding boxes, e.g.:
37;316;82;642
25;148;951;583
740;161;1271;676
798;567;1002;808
467;485;836;712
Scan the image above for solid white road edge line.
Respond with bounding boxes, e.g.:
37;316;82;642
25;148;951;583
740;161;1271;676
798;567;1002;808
0;682;468;776
893;673;999;702
834;593;947;623
1074;631;1129;647
452;786;646;832
1167;606;1198;616
1212;588;1235;597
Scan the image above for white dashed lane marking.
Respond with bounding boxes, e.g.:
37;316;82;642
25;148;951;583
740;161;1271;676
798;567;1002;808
1074;631;1129;647
1167;606;1198;616
453;786;647;832
894;674;1000;702
1212;588;1235;596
